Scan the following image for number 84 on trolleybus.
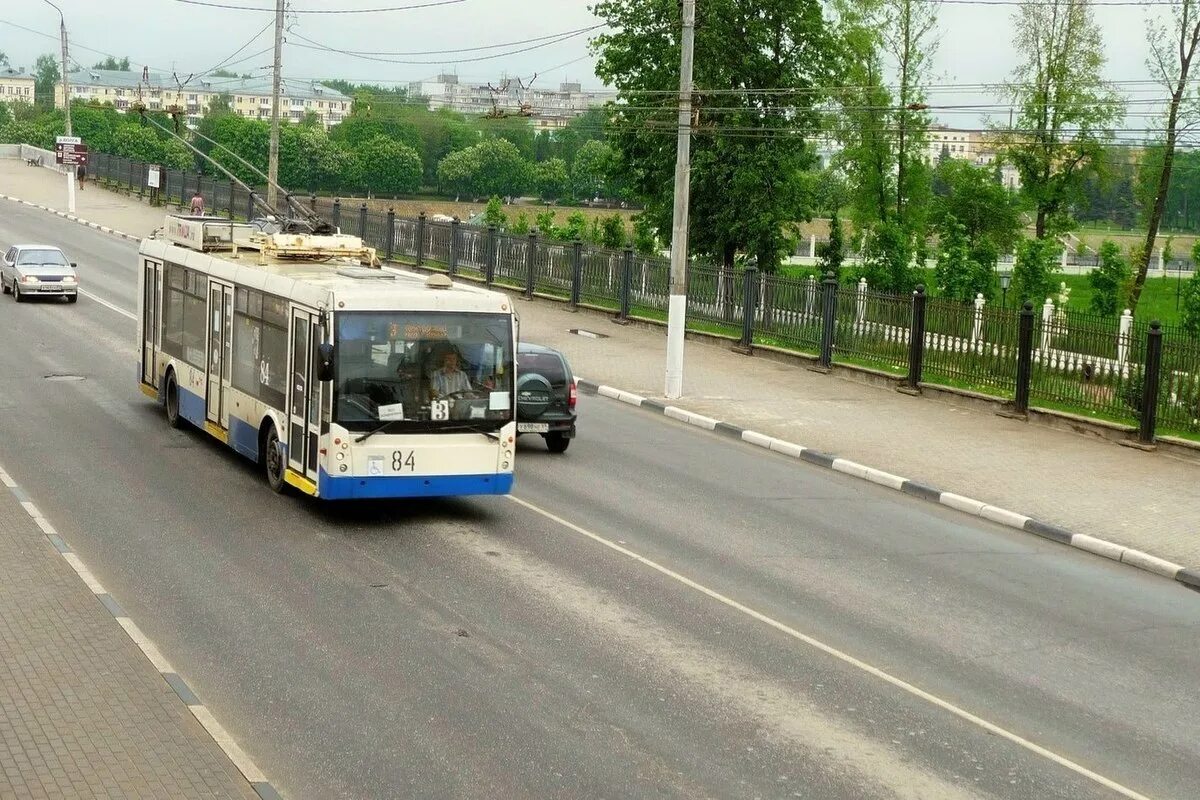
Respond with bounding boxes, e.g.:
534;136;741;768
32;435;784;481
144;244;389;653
136;214;518;500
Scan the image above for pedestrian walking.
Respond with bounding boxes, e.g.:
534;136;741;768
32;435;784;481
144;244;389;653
190;190;205;216
75;163;86;189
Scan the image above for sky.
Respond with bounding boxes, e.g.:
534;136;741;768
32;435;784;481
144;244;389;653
0;0;1180;136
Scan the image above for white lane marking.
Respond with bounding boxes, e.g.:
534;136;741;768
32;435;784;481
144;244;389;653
189;706;267;783
61;553;107;595
20;501;41;518
508;494;1155;800
78;288;136;320
34;517;58;536
115;617;175;674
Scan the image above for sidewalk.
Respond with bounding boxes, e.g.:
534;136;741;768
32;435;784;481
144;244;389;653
2;159;1197;573
0;479;259;798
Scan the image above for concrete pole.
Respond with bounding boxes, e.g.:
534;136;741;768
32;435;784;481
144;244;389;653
664;0;695;399
267;0;284;211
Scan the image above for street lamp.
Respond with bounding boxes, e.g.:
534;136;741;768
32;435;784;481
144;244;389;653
43;0;75;212
999;271;1012;309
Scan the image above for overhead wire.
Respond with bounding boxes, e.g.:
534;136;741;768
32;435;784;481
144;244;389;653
174;0;465;12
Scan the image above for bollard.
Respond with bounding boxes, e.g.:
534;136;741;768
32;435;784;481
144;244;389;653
1139;321;1164;444
570;240;583;310
415;212;427;266
738;266;759;352
485;225;497;285
816;271;838;370
332;198;341;231
385;208;396;260
904;285;927;393
449;217;460;275
358;202;368;240
1013;301;1035;416
524;230;538;299
247;190;256;221
617;244;633;323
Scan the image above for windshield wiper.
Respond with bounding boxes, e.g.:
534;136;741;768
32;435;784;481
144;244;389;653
438;424;502;441
354;419;400;443
354;421;502;443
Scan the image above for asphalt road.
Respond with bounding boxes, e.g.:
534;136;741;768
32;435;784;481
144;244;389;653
2;201;1199;800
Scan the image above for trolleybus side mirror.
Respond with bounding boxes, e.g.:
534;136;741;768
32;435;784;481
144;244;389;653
316;342;335;382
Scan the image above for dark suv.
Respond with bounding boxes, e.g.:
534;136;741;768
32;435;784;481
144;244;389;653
516;343;577;453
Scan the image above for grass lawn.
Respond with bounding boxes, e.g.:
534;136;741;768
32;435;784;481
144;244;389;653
1058;274;1188;325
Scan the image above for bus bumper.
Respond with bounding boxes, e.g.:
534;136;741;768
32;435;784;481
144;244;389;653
316;469;513;500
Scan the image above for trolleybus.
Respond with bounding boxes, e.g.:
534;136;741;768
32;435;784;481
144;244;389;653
137;214;517;500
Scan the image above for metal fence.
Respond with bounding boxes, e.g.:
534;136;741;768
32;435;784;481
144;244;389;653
80;150;1200;443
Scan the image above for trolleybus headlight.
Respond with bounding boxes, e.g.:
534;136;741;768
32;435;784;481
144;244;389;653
339;464;348;473
336;452;344;461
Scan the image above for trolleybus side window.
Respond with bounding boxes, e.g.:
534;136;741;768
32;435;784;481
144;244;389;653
161;262;207;368
231;286;288;409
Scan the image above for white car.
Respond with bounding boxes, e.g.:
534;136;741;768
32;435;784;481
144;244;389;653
1;244;79;303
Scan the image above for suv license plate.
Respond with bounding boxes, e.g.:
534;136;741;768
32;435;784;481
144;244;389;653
518;422;549;433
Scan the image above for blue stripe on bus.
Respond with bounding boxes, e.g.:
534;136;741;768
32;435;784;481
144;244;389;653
317;468;513;500
178;386;207;427
229;416;260;461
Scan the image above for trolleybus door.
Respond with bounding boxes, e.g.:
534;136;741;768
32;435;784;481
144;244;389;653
141;259;161;388
206;282;233;425
288;308;321;481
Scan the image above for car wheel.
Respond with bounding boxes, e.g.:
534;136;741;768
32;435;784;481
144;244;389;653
164;373;184;429
13;283;23;303
66;295;78;304
2;279;9;295
263;424;287;494
545;432;570;453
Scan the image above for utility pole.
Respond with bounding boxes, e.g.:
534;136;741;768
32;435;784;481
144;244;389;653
664;0;695;399
44;0;75;212
267;0;284;210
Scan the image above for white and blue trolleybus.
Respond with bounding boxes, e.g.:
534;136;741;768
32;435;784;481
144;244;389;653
137;214;517;500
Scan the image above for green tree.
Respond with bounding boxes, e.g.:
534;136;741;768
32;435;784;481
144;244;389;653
632;213;658;255
571;139;613;200
1012;237;1061;305
92;56;131;71
111;125;165;163
1181;269;1200;336
1129;0;1200;313
929;158;1022;258
535;210;558;238
207;93;233;115
1088;240;1132;315
859;220;914;292
279;124;349;191
593;0;840;271
999;0;1122;238
34;54;59;109
0;121;44;147
0;51;8;66
601;214;627;248
436;138;528;199
483;196;508;228
510;211;531;235
349;135;422;195
934;216;995;302
209;68;240;79
818;210;846;278
558;211;589;242
0;104;10;128
534;157;569;200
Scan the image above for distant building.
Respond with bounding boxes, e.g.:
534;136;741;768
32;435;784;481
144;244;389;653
54;68;351;130
927;125;1021;190
407;73;605;130
0;66;35;107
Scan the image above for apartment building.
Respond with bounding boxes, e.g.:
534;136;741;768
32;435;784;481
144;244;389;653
408;73;604;130
926;125;1021;189
54;69;350;129
0;66;35;107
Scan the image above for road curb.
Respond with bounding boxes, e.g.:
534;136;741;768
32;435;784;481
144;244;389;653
575;378;1197;592
0;192;143;243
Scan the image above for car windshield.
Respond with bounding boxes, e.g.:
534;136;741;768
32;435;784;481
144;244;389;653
16;249;68;266
333;311;514;431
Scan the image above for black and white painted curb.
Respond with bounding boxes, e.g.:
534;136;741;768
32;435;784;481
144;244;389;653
0;192;143;243
0;464;283;800
575;378;1200;592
